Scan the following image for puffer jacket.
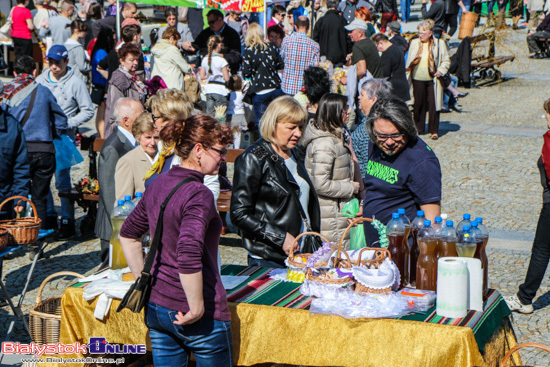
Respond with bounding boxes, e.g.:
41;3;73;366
301;122;355;248
230;139;321;265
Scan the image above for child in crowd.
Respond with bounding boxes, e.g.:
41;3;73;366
64;19;91;85
199;35;230;116
227;74;247;149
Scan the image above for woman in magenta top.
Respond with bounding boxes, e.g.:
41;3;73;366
11;0;35;61
120;114;234;366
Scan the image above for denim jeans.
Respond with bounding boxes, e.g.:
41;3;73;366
401;0;411;22
247;255;285;269
46;167;74;221
145;302;233;367
251;88;285;134
28;152;56;227
518;202;550;305
206;93;228;117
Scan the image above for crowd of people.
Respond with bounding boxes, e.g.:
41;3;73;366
0;0;548;364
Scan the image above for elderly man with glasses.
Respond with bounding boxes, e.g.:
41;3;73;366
361;97;441;246
193;9;242;73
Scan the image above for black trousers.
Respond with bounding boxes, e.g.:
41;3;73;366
412;79;440;135
12;37;33;62
28;152;56;228
527;31;550;54
518;202;550;305
445;14;458;37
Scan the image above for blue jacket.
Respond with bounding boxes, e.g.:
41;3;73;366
0;111;30;205
2;83;68;144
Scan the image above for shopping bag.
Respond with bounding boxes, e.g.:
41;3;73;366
342;198;366;250
53;135;84;171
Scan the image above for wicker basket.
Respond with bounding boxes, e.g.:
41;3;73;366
29;271;84;346
305;241;354;285
500;342;550;367
339;218;394;294
0;228;9;252
287;231;331;268
0;196;42;245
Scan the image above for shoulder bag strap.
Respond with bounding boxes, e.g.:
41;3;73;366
142;177;198;274
19;86;39;128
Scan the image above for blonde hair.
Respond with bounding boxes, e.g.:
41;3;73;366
418;19;435;32
207;35;223;75
260;95;308;144
245;23;267;50
145;89;192;121
132;112;155;139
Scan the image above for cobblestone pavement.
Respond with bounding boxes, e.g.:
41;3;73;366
1;25;550;366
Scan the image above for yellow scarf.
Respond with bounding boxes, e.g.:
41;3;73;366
143;144;174;180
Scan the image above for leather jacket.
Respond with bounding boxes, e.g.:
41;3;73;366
230;139;321;265
376;0;398;14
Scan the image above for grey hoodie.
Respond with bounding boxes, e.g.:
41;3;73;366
64;38;91;85
36;66;94;130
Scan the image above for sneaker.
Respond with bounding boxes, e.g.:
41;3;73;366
504;295;534;314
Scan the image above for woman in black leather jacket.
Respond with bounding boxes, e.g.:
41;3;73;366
230;96;321;268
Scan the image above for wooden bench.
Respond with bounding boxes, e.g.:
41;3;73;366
470;31;515;83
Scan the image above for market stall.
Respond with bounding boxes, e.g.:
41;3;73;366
50;264;517;367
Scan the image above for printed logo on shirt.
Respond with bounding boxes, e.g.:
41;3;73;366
366;160;399;184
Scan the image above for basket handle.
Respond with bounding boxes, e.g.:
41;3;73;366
35;271;85;305
356;247;392;265
288;231;331;258
0;196;38;220
335;217;374;267
500;342;550;367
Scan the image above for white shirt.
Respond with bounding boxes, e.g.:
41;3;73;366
228;91;245;115
201;54;229;95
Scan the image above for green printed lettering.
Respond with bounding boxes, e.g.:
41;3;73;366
366;161;400;184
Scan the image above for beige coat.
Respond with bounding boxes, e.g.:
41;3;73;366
150;39;192;90
405;37;451;111
302;123;355;248
114;146;154;202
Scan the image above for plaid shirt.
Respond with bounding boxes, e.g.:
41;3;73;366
280;32;320;95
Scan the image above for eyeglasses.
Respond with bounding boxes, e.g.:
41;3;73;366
208;18;219;25
151;114;161;124
205;145;228;157
373;132;405;141
280;13;287;17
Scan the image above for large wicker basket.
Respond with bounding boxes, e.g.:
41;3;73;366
500;342;550;367
29;271;84;346
0;196;42;245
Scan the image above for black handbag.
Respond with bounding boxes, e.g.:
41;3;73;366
117;177;198;313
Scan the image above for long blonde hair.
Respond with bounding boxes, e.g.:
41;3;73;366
207;35;223;75
245;23;267;50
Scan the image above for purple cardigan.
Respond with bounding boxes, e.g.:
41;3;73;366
120;166;230;322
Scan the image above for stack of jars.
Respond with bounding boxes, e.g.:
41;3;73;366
386;211;489;295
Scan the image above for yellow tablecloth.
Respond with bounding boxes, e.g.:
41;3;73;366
53;287;518;367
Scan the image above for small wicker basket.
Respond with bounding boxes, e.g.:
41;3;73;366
29;271;84;346
305;241;354;285
339;218;394;294
287;231;331;268
0;196;42;245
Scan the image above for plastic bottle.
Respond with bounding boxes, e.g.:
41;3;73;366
124;195;136;212
416;220;437;291
457;213;472;236
432;216;443;258
457;225;477;257
132;192;143;207
386;213;409;288
474;217;489;296
110;200;129;269
438;220;458;258
410;210;426;286
24;195;33;217
397;208;411;269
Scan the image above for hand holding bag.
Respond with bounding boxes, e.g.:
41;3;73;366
117;177;198;313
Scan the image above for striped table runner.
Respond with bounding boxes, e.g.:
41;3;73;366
222;265;511;351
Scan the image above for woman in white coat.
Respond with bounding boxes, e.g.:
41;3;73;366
405;19;450;140
150;26;193;90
